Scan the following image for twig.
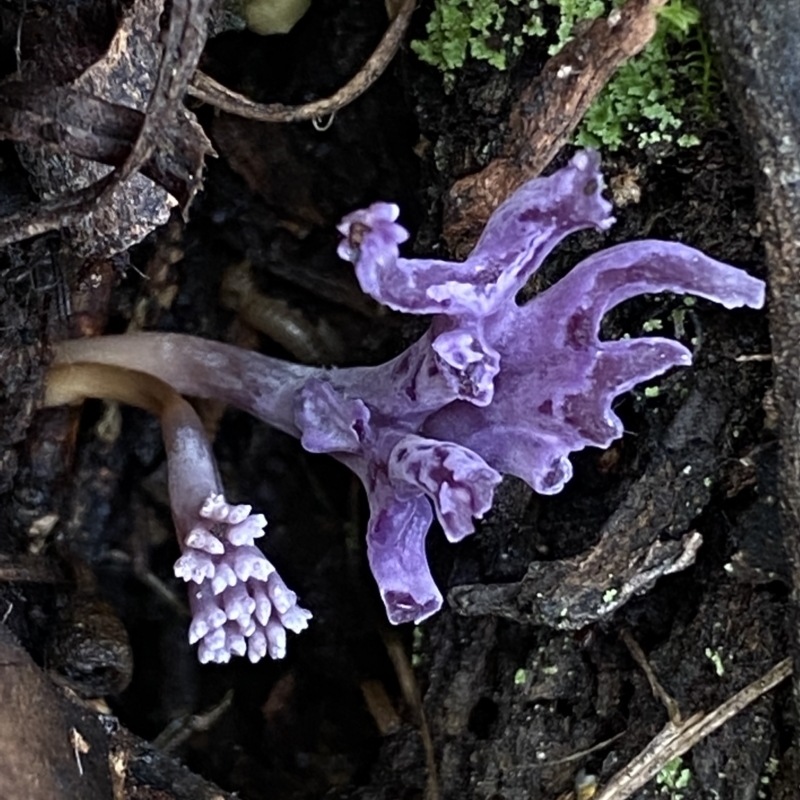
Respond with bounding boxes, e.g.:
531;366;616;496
593;657;791;800
14;0;26;75
516;731;626;769
621;629;682;725
443;0;668;255
734;353;772;362
187;0;416;124
153;690;234;752
382;628;440;800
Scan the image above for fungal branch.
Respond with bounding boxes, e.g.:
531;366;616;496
47;151;766;663
45;363;311;665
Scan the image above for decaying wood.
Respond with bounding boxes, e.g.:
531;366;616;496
0;621;237;800
0;0;214;251
443;0;667;256
695;0;800;723
449;376;732;627
594;657;791;800
0;81;211;210
0;623;111;800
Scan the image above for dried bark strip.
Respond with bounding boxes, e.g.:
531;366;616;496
695;0;800;722
0;84;208;204
187;0;416;123
443;0;667;256
0;623;111;800
0;174;118;247
594;657;791;800
121;0;214;191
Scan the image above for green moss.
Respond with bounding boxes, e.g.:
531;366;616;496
656;756;692;799
547;0;606;55
410;0;546;79
513;667;529;684
412;0;717;150
575;0;715;151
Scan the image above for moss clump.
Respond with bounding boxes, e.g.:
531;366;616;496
574;0;715;150
412;0;716;150
656;756;692;800
410;0;547;80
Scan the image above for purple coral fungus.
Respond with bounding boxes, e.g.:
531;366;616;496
52;150;765;652
45;362;311;664
164;400;312;663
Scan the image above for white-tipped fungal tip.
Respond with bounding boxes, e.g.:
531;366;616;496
247;631;267;663
200;493;228;521
205;627;226;651
267;574;295;614
266;620;287;660
280;605;313;633
186;528;225;554
254;592;272;627
181;495;311;664
174;552;215;583
226;630;247;657
227;504;253;525
189;618;209;644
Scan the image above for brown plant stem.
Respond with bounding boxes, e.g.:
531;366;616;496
187;0;416;123
443;0;668;256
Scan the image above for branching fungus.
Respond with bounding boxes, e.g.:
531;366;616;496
45;364;311;664
49;150;765;660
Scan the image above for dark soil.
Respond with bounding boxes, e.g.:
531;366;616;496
0;1;790;799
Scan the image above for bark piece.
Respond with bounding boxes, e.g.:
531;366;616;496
695;0;800;717
0;622;111;800
0;622;237;800
1;0;214;252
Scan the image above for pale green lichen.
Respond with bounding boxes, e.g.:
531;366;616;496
704;647;725;677
412;0;716;150
410;0;527;76
514;667;529;684
642;318;664;332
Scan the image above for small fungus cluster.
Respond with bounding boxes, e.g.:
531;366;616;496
48;151;765;663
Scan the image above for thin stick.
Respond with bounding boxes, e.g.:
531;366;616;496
594;657;791;800
153;690;234;752
382;628;441;800
187;0;416;123
621;629;683;725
